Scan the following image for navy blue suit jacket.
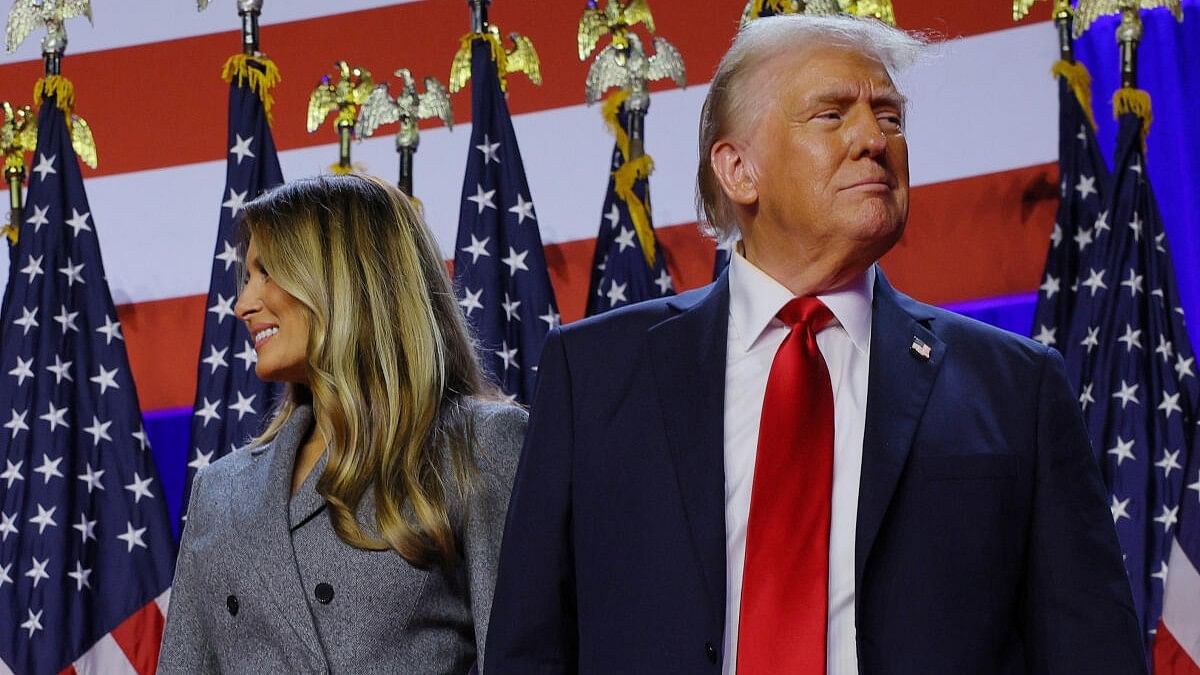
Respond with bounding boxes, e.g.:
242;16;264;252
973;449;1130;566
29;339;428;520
486;271;1144;674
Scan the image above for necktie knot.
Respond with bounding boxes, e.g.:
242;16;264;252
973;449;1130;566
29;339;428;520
777;296;834;334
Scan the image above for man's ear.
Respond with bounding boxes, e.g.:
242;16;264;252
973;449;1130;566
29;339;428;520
711;139;757;207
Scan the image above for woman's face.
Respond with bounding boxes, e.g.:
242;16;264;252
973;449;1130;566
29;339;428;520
234;235;311;384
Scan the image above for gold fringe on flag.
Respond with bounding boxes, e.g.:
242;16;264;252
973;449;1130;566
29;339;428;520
33;75;75;113
1051;60;1097;130
328;162;354;176
222;54;282;124
601;90;632;162
1113;87;1152;143
613;154;658;268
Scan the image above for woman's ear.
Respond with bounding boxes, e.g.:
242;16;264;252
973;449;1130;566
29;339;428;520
710;139;758;207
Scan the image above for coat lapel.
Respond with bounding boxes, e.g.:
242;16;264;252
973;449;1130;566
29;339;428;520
855;272;946;591
230;405;328;667
648;275;730;624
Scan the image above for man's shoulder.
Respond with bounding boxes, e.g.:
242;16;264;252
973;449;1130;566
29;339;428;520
894;291;1051;367
559;284;714;342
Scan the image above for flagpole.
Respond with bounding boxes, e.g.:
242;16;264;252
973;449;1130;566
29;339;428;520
1053;0;1074;63
469;0;491;33
238;0;262;55
1116;6;1141;90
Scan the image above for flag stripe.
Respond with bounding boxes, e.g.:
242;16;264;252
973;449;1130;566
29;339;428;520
1;20;1060;310
108;599;165;675
69;634;137;675
1161;539;1200;669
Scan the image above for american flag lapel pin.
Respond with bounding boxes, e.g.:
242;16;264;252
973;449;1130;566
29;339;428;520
910;336;932;361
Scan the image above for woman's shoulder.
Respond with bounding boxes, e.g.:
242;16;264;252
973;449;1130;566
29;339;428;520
465;397;528;440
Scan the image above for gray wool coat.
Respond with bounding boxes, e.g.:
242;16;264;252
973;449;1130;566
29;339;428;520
157;399;526;674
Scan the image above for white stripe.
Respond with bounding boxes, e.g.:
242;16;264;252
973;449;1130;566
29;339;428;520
156;586;172;618
72;632;138;675
0;0;421;65
1162;538;1200;666
0;22;1058;306
0;656;13;675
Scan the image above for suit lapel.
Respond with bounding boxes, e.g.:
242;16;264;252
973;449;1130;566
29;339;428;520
231;406;327;666
856;273;946;591
648;275;730;624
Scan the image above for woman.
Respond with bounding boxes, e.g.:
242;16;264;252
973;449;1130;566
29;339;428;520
159;174;526;672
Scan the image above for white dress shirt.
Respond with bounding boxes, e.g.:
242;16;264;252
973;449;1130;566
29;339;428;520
722;251;874;675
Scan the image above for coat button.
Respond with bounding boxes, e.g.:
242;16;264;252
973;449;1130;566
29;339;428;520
315;582;334;604
705;642;717;664
226;594;239;616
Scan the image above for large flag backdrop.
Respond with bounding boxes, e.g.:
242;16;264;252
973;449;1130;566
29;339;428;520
0;1;1198;533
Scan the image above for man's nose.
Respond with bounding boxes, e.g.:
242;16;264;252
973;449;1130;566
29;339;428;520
848;111;888;159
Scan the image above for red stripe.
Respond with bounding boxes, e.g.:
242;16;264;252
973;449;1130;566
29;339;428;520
59;665;78;675
1156;622;1200;675
119;162;1058;412
109;599;166;675
0;1;1051;180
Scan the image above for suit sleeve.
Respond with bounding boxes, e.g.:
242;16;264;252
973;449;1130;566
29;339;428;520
484;329;579;674
158;467;218;673
1022;347;1147;674
462;403;528;672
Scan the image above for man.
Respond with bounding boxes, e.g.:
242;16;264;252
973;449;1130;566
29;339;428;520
486;15;1144;675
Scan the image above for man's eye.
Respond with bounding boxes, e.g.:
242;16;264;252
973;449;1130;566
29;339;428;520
879;114;903;130
816;111;842;121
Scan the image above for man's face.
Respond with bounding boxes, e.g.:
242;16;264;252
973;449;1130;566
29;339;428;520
738;44;910;274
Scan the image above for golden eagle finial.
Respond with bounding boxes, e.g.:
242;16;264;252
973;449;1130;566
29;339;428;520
584;32;685;105
307;61;375;134
449;24;542;93
1074;0;1183;37
578;0;657;61
356;69;454;150
5;0;92;54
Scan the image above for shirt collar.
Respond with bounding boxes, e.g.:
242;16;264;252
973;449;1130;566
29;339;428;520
728;247;874;355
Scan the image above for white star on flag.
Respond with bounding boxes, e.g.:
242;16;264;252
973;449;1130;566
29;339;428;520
223;188;248;215
124;473;154;503
0;513;17;541
467;184;497;213
188;448;214;471
1117;324;1142;352
501;294;522;322
0;459;23;486
25;556;50;587
195;397;222;426
117;522;148;552
39;401;69;432
1158;393;1183;420
1074;227;1094;252
95;314;124;344
20;254;44;282
501;247;530;276
208;293;236;323
1050;223;1062;248
58;258;86;287
68;561;93;591
33;454;64;483
539;306;561;329
1155;449;1183;478
1120;269;1144;297
235;340;258;370
607;280;628;306
495;342;519;371
9;356;34;386
32;153;56;180
1153;505;1179;533
1176;355;1195;380
28;504;57;534
613;227;638;253
53;305;79;333
458;287;484;316
215;240;240;271
230;133;255;164
475;134;501;164
1039;274;1060;299
4;410;29;438
1111;381;1141;409
229;391;258;420
90;365;120;395
73;512;97;543
46;355;73;383
1075;174;1097;200
1110;495;1132;523
1033;325;1056;347
78;463;105;494
604;203;620;228
1081;268;1106;296
132;426;150;451
13;306;38;335
20;609;43;637
461;234;491;263
25;204;49;230
84;415;114;446
508;194;536;224
202;345;229;374
1107;436;1137;465
65;208;92;237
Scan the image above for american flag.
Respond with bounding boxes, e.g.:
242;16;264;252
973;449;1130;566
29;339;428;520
0;82;175;673
452;37;559;404
1061;109;1197;661
1031;68;1110;365
585;98;674;316
181;56;284;525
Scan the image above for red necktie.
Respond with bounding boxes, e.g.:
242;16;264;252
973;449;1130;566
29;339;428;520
737;297;835;674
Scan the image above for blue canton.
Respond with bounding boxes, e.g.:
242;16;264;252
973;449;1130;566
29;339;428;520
452;39;559;404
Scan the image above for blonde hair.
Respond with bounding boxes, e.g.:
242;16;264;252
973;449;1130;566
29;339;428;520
240;174;487;568
697;14;927;242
